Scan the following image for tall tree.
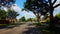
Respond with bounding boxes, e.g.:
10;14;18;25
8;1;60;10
23;0;49;23
7;9;19;22
24;0;60;28
45;0;60;28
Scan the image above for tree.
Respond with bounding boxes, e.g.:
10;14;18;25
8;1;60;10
0;0;16;10
7;9;19;22
23;0;49;23
24;0;60;29
19;16;26;22
0;10;7;20
0;0;15;6
27;18;32;22
0;0;16;23
44;0;60;28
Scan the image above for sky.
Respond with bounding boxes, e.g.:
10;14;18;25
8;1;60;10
14;0;60;19
15;0;36;19
15;0;25;8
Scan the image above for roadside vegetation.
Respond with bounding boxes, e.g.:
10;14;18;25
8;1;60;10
0;0;60;34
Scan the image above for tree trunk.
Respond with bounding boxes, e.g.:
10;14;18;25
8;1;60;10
37;17;40;23
36;14;41;23
48;2;55;30
49;9;55;29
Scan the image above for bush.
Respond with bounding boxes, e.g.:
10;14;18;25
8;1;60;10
10;22;16;25
46;18;50;24
9;22;21;26
33;22;42;26
0;24;9;27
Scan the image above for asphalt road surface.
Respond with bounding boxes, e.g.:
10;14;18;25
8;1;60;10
0;22;36;34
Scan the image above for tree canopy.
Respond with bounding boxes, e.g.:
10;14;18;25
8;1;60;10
24;0;49;15
7;9;19;19
24;0;50;23
0;10;7;20
24;0;60;28
0;0;15;6
19;16;26;22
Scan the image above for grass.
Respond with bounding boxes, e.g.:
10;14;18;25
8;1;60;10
0;22;21;27
33;22;60;34
33;22;43;27
41;28;60;34
0;24;9;28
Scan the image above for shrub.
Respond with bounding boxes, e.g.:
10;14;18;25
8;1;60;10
33;22;42;26
10;22;16;25
46;18;50;24
0;24;8;27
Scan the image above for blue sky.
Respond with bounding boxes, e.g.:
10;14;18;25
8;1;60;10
15;0;25;8
15;0;36;19
15;0;60;19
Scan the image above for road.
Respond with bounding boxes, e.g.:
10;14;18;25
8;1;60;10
0;23;36;34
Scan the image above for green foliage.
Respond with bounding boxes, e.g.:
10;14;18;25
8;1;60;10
24;0;49;15
33;22;42;26
0;24;9;27
0;9;19;24
41;29;51;34
54;13;60;24
0;10;7;20
7;10;19;19
26;18;37;22
10;22;21;26
55;13;60;19
41;29;60;34
46;18;50;24
24;0;50;23
26;18;32;22
10;22;16;25
0;0;15;7
19;16;26;22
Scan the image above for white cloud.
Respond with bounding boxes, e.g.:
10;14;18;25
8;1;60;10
11;5;21;12
10;5;36;19
22;11;36;19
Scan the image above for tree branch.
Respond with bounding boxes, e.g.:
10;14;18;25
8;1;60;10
44;0;48;3
52;0;57;5
48;0;51;5
54;4;60;8
33;11;36;15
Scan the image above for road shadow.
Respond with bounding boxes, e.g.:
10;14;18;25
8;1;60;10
0;24;21;29
0;23;24;29
0;26;7;29
0;25;16;30
22;26;43;34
